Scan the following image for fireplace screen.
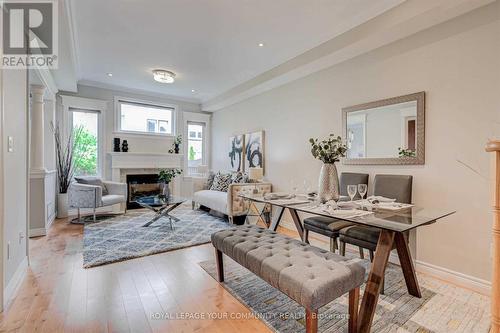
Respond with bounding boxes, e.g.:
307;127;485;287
126;174;161;209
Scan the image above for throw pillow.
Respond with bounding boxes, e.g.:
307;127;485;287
74;177;109;196
210;172;232;192
230;171;244;184
206;171;215;189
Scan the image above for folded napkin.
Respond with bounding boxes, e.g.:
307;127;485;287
367;195;396;203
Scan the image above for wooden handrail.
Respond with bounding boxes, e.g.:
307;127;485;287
486;140;500;333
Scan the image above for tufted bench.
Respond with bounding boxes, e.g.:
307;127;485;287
211;224;365;333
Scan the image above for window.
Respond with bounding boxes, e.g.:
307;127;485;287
187;122;204;172
70;108;100;176
117;99;174;135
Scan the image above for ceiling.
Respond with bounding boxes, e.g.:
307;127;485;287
68;0;406;103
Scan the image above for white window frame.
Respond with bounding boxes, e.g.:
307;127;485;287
183;112;211;177
113;96;177;138
60;95;106;178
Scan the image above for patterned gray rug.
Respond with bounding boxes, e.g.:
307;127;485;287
83;206;231;268
200;255;490;333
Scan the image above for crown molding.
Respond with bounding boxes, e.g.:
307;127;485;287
78;80;202;105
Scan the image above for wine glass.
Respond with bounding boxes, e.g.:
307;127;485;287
358;184;367;200
347;185;357;202
290;179;298;196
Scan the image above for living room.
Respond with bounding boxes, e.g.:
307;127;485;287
0;0;499;332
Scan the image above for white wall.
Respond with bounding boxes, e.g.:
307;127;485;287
1;68;29;302
211;5;500;282
57;84;202;180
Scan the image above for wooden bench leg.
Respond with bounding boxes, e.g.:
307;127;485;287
215;247;224;282
349;287;360;333
305;308;318;333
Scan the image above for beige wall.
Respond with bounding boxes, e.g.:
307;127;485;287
2;68;29;289
212;5;500;281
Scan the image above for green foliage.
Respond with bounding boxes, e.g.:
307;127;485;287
174;135;182;145
398;147;416;158
158;168;182;183
189;146;196;160
309;134;347;164
73;126;97;176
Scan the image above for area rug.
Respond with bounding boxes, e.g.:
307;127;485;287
83;206;231;268
200;256;490;333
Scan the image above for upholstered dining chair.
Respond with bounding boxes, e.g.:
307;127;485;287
303;172;369;253
339;174;413;293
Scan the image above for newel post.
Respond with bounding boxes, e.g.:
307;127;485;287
486;140;500;333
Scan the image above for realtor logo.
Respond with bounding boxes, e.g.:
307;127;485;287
1;0;58;68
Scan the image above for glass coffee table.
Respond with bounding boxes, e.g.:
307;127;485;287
133;195;186;228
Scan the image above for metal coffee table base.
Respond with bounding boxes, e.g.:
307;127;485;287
142;202;183;228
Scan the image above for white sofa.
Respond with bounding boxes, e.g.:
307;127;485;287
192;179;272;223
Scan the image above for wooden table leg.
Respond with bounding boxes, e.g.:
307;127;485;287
269;206;285;231
394;232;422;298
358;230;395;333
288;208;304;241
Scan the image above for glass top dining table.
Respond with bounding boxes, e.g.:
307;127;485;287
239;193;455;233
239;192;455;333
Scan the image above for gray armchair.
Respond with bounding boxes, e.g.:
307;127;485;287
68;180;127;222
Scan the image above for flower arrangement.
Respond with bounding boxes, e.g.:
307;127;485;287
309;134;347;164
158;168;182;184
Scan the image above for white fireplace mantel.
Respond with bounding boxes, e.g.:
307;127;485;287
108;152;183;172
107;152;184;195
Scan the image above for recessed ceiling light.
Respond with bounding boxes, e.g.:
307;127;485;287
152;69;176;84
258;43;265;47
191;89;196;93
107;73;113;77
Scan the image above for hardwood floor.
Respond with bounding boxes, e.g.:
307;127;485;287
0;217;274;333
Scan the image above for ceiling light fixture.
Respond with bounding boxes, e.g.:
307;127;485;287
191;89;196;93
258;43;265;47
153;69;176;84
107;73;113;77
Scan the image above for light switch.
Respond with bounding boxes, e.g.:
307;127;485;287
7;136;13;152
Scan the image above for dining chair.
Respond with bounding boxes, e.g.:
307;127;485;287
303;172;369;253
339;174;413;293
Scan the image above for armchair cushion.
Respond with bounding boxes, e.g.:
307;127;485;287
75;176;108;196
102;194;127;206
102;181;127;197
69;182;103;209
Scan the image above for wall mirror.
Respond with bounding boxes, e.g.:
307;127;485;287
342;92;425;165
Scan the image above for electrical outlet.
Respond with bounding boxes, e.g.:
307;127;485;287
7;136;14;152
19;231;25;244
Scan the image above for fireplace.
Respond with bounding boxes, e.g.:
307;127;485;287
126;174;161;209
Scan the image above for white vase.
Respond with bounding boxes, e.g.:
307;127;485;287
318;163;340;203
57;193;69;218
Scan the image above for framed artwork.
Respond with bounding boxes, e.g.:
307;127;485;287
244;131;264;172
228;135;244;172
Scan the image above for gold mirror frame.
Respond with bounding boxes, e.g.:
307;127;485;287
342;92;425;165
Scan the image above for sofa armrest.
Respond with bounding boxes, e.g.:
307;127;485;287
192;176;209;194
102;181;127;197
68;183;102;208
228;182;272;217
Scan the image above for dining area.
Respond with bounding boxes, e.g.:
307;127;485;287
239;171;455;333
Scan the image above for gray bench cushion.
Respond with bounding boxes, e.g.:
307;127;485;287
211;225;365;310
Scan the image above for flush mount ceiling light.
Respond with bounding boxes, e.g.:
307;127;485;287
258;42;265;47
153;69;176;84
107;73;113;77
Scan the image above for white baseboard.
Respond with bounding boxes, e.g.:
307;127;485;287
414;259;491;295
29;227;47;237
3;256;28;310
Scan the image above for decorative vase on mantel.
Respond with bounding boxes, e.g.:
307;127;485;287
318;163;340;203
